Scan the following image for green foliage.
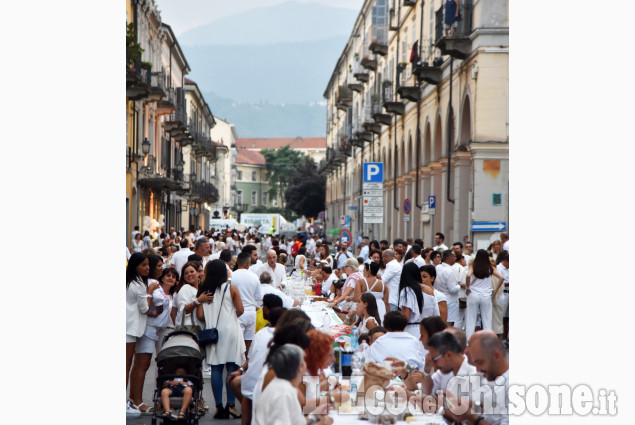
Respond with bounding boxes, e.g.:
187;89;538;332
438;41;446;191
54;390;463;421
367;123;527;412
126;23;144;68
284;157;325;218
261;145;304;208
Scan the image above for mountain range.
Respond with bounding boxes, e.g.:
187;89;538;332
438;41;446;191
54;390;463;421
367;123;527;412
177;1;358;137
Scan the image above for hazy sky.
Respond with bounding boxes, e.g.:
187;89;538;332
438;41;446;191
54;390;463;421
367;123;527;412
155;0;364;36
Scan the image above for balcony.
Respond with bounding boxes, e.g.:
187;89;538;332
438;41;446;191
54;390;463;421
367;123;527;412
148;70;166;101
157;87;176;114
137;155;184;192
369;25;388;56
403;0;417;7
434;1;473;60
126;63;151;100
361;41;377;71
382;81;405;116
188;180;220;204
412;60;442;85
371;95;392;126
335;85;353;111
362;105;382;135
352;58;369;83
396;64;420;102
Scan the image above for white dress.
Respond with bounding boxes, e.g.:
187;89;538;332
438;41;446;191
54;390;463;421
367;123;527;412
294;254;307;272
203;283;246;366
399;287;440;339
361;276;386;323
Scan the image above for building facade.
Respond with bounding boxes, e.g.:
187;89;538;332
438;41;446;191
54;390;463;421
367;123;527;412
319;0;508;249
234;149;282;217
209;117;239;220
236;137;327;164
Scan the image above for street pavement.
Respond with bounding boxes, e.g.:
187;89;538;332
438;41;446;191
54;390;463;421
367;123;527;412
127;352;241;424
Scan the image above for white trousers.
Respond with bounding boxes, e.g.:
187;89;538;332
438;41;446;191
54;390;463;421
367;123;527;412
466;291;493;340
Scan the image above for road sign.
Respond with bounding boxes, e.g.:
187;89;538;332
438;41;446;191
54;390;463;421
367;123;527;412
363;197;383;207
404;214;410;222
362;182;382;190
471;222;507;232
363;190;383;197
317;211;325;219
363;216;383;224
348;206;358;210
428;195;436;215
308;225;316;233
403;198;411;214
363;162;384;183
339;229;352;244
363;207;383;214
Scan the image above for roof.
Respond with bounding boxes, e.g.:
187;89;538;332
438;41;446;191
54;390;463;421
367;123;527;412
235;149;265;166
236;137;326;151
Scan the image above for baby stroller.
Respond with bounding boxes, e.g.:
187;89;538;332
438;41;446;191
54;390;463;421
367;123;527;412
151;330;204;424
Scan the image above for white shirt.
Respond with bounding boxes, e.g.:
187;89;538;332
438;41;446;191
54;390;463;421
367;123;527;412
248;259;264;275
253;377;305;425
435;263;461;303
399;288;440;339
260;284;295;309
257;262;287;289
407;255;426;268
451;262;467;285
169;248;194;276
497;263;509;285
241;327;275;398
367;331;426;371
336;249;354;269
433;243;449;251
322;273;338;295
481;369;510;425
431;354;478;395
232;269;263;311
502;240;509;252
359;245;369;262
126;278;150;337
382;259;403;306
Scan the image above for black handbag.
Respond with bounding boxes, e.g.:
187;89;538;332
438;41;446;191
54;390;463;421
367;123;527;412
198;282;230;347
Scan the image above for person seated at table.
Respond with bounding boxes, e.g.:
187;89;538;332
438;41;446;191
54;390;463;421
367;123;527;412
368;326;387;345
253;344;332;425
358;332;371;346
366;311;426;371
327;258;362;312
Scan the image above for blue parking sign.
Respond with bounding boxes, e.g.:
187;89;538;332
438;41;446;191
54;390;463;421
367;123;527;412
428;195;436;209
363;163;384;183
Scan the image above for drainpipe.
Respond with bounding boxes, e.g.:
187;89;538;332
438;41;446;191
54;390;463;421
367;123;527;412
393;0;401;213
447;57;455;204
415;0;425;210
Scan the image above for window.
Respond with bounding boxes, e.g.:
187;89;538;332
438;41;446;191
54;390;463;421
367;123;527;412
262;192;268;205
251;191;257;205
252;171;257;182
272;198;278;207
237;170;243;180
237;190;243;204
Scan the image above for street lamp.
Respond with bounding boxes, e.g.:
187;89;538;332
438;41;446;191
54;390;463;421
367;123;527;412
142;138;151;155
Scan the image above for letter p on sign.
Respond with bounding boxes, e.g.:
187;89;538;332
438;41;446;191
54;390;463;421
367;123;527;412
363;162;383;183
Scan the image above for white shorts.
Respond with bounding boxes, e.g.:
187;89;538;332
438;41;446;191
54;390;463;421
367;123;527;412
498;292;509;318
447;300;459;322
239;309;257;341
135;334;156;354
126;334;137;343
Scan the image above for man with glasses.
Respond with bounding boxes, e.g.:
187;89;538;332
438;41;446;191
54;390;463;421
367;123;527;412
426;331;477;398
433;232;449;252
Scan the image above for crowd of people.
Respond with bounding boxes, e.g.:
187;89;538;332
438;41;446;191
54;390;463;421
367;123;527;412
126;224;510;424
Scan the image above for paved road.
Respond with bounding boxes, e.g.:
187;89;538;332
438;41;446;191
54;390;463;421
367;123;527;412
127;352;241;424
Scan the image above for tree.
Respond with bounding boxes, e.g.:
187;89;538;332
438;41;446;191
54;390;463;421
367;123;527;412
284;157;325;218
261;145;304;208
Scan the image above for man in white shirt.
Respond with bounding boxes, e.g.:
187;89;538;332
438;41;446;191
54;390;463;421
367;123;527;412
320;266;338;297
242;245;263;274
258;272;298;308
357;237;370;262
257;249;287;289
496;251;509;345
406;244;426;268
335;241;354;270
447;250;467;329
433;232;449;252
425;331;478;400
232;252;263;353
131;225;140;243
452;242;471;268
435;250;463;327
193;238;212;268
367;311;426;370
381;249;403;312
500;231;509;252
169;239;193;276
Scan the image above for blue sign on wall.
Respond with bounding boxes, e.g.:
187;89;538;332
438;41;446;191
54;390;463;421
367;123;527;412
428;195;436;209
363;163;384;183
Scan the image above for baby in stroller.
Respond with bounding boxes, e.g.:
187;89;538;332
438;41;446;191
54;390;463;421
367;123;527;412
161;367;193;420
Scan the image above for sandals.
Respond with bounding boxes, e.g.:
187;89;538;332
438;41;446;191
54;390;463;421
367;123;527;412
129;401;154;415
170;410;186;420
227;403;241;418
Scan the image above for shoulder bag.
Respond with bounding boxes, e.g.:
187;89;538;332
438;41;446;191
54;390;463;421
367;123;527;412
198;282;230;347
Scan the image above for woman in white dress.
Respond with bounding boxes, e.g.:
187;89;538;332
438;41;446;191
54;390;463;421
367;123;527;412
354;261;389;322
398;262;439;339
318;244;333;269
143;230;153;250
125;253;158;416
294;245;308;273
465;250;505;340
354;293;381;334
418;265;448;323
196;259;245;419
131;233;144;253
